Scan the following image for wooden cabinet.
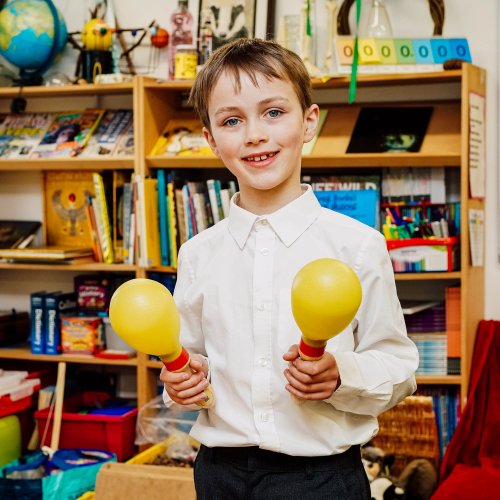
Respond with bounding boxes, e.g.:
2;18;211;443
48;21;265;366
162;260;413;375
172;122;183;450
0;64;485;413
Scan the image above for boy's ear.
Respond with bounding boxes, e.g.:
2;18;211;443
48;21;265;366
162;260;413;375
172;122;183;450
303;104;320;144
203;126;221;158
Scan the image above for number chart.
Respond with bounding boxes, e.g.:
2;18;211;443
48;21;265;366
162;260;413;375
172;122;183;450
335;37;471;75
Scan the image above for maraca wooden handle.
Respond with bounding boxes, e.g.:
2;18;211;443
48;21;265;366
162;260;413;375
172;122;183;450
161;347;215;409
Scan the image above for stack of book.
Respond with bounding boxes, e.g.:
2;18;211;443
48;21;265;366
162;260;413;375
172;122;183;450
402;300;447;375
0;109;134;159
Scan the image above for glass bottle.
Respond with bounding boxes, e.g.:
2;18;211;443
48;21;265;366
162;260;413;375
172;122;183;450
359;0;394;38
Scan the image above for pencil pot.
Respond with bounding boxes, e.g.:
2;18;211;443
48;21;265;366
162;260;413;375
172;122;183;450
386;237;459;272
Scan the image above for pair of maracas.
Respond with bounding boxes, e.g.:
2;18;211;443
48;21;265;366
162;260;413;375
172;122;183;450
109;258;362;409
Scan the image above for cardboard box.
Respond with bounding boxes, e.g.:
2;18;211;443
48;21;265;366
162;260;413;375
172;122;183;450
94;440;195;500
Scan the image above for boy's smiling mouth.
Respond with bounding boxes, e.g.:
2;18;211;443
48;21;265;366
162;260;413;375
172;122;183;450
243;151;278;162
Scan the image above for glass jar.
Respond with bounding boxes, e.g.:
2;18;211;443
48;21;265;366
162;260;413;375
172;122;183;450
174;45;198;80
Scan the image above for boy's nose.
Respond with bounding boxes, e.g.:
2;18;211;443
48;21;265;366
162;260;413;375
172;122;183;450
245;119;268;145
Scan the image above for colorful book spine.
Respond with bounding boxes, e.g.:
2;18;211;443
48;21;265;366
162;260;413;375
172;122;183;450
143;178;161;267
45;292;77;354
121;182;133;263
167;179;178;268
30;291;47;354
92;173;114;264
157;169;170;266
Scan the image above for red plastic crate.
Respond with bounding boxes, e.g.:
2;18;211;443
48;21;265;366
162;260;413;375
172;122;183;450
35;391;137;461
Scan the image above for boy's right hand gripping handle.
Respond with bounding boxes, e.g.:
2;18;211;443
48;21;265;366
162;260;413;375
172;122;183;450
162;346;215;409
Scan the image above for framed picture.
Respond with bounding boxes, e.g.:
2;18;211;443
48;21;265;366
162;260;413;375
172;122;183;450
198;0;275;50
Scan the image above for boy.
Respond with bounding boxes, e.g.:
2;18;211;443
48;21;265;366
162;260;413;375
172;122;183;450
161;38;419;499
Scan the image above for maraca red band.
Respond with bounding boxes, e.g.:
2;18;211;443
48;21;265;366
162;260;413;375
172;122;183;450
164;347;190;372
299;339;326;359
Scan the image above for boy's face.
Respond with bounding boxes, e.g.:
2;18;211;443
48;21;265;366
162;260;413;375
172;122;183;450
203;70;318;211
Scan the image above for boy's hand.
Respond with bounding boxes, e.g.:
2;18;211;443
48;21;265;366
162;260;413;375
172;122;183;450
160;354;210;406
283;344;341;400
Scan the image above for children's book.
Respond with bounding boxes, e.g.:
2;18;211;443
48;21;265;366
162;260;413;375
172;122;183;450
113;122;134;156
80;109;133;157
150;118;215;157
0;220;41;249
0;113;53;158
43;171;95;248
30;109;105;158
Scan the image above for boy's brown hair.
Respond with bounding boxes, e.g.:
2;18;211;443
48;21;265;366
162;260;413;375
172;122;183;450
190;38;313;132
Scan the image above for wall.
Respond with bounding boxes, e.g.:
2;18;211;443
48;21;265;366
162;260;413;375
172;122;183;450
0;0;498;318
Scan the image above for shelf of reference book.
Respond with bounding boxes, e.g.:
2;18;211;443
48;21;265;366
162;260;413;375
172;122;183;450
0;345;138;366
416;375;462;385
394;271;461;281
0;82;134;98
0;157;135;171
0;261;137;272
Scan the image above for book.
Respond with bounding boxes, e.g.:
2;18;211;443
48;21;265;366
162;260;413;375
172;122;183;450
92;172;114;264
167;179;178;268
157;169;170;266
112;171;128;262
121;182;133;264
445;286;461;359
150;118;215;157
43;171;95;248
45;292;77;355
113;122;134;156
30;291;48;354
346;107;433;154
0;112;53;158
400;300;443;315
30;109;105;158
142;178;161;267
0;220;41;249
0;246;93;261
80;109;133;156
302;174;381;229
302;108;328;156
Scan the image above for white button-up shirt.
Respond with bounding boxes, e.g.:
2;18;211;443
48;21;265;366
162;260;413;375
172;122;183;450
164;185;418;456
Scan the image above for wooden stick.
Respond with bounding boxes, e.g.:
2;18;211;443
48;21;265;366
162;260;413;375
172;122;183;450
50;362;66;451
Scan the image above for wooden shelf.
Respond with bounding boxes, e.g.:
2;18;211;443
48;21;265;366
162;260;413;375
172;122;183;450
0;345;138;366
395;272;461;281
417;375;462;385
146;360;163;369
0;157;135;171
0;82;134;98
0;261;137;272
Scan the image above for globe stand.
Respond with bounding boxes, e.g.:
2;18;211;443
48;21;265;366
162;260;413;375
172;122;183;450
13;70;44;87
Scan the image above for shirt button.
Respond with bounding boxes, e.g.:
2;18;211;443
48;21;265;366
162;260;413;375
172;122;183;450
257;302;265;311
260;247;269;256
261;412;269;422
258;357;268;367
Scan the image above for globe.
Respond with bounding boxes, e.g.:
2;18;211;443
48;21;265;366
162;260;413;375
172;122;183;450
0;0;67;85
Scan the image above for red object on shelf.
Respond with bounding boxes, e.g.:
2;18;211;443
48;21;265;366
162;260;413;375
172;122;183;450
386;236;459;272
34;391;137;461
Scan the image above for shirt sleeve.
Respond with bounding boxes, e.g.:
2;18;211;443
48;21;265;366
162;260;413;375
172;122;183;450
326;231;419;417
162;244;210;411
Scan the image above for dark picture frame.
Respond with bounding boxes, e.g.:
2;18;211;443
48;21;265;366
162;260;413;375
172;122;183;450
198;0;275;50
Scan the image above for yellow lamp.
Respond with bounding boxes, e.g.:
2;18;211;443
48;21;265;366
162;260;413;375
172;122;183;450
109;278;215;408
291;258;362;361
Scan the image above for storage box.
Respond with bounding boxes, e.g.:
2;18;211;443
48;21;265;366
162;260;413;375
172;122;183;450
95;440;195;500
0;310;29;346
61;316;105;355
35;392;137;461
387;237;459;272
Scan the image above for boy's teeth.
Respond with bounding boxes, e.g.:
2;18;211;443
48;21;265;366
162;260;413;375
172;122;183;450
249;153;274;161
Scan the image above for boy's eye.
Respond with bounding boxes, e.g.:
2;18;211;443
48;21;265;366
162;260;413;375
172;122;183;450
224;117;240;127
267;109;282;118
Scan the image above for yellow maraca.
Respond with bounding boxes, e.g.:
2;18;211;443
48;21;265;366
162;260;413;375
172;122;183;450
109;278;215;408
291;258;362;361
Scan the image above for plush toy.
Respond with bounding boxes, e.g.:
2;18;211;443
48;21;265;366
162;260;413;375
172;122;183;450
361;446;438;500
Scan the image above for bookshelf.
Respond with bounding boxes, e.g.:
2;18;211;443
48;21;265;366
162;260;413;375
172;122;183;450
0;65;485;416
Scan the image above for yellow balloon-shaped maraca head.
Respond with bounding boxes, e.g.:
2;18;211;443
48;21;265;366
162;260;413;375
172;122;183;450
291;258;362;360
109;278;181;363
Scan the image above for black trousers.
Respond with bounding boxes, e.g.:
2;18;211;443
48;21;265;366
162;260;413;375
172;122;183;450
194;444;371;500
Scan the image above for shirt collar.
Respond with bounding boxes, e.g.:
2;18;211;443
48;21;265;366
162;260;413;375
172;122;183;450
228;185;322;249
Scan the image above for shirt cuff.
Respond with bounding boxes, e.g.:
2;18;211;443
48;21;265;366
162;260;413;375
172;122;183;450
325;351;364;406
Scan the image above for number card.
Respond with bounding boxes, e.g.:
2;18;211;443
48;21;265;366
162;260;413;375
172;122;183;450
334;37;471;75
